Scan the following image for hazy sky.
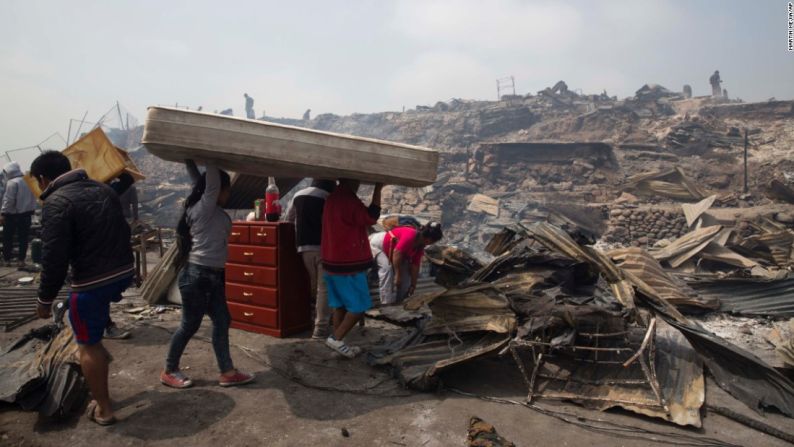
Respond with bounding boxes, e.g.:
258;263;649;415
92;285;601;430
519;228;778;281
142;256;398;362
1;0;793;153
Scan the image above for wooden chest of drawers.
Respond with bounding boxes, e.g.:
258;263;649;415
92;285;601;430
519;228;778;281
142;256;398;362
226;222;311;337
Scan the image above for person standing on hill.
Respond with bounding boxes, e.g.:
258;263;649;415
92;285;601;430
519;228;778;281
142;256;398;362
709;70;722;98
244;93;255;119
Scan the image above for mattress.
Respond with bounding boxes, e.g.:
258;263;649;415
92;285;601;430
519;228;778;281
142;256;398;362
142;107;438;187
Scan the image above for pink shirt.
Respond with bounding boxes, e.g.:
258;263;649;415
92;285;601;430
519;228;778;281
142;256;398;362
383;227;424;266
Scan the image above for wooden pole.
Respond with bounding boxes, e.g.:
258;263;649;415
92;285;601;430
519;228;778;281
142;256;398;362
744;127;749;194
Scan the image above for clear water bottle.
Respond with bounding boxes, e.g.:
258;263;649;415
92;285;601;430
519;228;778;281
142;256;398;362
265;177;281;222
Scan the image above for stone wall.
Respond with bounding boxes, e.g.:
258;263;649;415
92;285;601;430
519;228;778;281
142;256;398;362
602;206;688;246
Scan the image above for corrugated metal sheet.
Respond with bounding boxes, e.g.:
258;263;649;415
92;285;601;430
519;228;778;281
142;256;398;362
526;222;636;309
611;248;719;312
688;277;794;317
368;331;509;390
0;289;69;331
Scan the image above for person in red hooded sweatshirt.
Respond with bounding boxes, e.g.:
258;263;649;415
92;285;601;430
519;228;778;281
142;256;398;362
320;179;383;358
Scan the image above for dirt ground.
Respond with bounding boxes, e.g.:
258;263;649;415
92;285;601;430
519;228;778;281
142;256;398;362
1;290;793;447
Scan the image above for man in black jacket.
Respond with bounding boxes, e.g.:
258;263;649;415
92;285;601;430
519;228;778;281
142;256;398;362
31;151;134;426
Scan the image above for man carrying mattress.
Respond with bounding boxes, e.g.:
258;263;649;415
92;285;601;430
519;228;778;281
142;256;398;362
320;179;383;358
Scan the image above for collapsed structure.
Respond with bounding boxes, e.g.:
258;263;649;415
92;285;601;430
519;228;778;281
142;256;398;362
369;221;794;428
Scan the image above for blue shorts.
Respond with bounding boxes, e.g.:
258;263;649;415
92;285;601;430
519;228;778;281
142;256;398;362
68;277;131;345
324;272;372;314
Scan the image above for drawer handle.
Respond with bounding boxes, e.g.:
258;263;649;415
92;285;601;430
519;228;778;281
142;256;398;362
243;312;254;317
243;272;254;277
231;232;241;236
256;232;268;237
243;252;254;256
243;292;253;297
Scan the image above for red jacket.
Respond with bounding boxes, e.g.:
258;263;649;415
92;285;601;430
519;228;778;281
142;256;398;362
321;185;380;274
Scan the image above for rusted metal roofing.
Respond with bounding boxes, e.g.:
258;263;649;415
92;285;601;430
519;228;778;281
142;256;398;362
525;222;636;309
625;166;707;201
0;288;68;332
688;277;794;318
368;331;509;390
611;248;719;312
651;225;723;268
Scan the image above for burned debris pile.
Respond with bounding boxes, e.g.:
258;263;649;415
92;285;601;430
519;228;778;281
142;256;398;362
369;221;794;428
0;322;85;418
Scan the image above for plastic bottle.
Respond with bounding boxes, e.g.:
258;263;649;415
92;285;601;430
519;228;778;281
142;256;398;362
265;177;281;222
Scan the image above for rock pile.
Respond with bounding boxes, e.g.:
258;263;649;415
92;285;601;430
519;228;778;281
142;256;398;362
381;186;443;223
603;206;689;246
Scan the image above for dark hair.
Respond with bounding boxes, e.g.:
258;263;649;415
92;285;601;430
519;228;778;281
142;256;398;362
311;179;336;193
420;221;443;243
30;151;72;181
176;169;232;265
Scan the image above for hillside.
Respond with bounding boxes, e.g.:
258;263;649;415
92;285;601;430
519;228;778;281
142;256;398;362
129;84;794;249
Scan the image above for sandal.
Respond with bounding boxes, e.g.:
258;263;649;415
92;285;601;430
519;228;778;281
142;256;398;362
86;400;117;426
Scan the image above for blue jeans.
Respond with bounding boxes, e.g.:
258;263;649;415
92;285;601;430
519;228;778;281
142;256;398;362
166;263;234;373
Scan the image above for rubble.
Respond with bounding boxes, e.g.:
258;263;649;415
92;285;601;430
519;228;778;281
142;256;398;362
467;417;515;447
123;92;794;255
610;248;718;312
370;222;794;428
0;323;84;417
625;167;707;202
768;181;794;204
690;277;794;318
467;194;500;217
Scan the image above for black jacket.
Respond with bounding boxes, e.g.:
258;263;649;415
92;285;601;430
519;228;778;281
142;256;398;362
286;186;330;252
38;170;134;305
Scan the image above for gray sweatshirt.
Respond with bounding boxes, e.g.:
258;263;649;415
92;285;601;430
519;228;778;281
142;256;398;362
186;163;231;269
0;172;6;204
1;162;36;216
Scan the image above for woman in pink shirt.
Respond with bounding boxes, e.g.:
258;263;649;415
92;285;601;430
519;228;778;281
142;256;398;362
369;222;443;305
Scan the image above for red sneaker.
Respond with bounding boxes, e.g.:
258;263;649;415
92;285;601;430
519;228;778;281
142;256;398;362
160;370;194;389
219;370;255;387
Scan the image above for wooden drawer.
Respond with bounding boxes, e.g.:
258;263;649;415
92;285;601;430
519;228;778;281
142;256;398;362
250;225;277;246
227;244;277;266
228;302;277;328
229;225;250;244
226;282;278;308
225;263;277;287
